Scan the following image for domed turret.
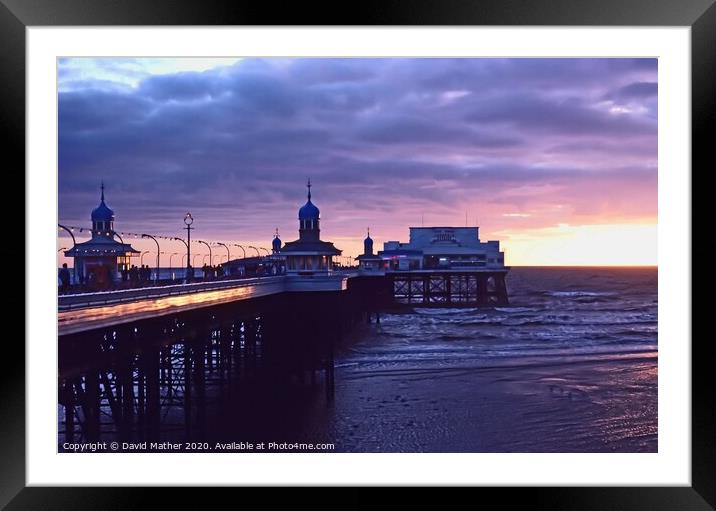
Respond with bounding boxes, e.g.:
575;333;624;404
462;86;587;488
91;182;114;238
272;228;282;253
298;179;321;242
364;227;374;255
298;178;320;220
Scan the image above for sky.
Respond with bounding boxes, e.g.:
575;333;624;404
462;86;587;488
57;57;657;266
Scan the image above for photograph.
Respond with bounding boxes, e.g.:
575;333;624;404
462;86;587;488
56;56;658;454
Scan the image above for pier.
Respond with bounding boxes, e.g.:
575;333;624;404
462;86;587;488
57;182;509;448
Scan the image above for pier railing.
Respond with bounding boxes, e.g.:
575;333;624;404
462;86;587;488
58;276;286;311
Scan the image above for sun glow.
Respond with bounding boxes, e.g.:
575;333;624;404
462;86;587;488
500;223;657;266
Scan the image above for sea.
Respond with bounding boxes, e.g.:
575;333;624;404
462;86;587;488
268;266;658;452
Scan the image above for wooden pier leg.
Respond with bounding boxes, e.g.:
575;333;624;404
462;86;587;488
63;380;75;444
194;337;207;439
183;342;192;440
164;346;172;400
136;354;145;441
85;371;100;441
478;274;488;306
497;274;509;305
146;345;161;442
121;361;135;441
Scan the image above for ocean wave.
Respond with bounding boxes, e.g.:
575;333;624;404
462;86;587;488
547;291;618;297
500;318;657;327
415;308;478;315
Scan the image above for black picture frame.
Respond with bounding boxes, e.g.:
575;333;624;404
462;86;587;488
5;0;708;505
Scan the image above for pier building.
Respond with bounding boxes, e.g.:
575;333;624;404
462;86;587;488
378;227;505;271
355;228;383;273
281;180;342;275
64;183;139;288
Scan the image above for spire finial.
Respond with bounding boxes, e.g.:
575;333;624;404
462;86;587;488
275;227;279;238
307;178;312;201
367;227;370;237
100;181;105;202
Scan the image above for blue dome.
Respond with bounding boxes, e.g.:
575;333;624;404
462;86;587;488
364;234;373;254
91;200;114;222
91;183;114;221
298;199;320;220
272;236;282;249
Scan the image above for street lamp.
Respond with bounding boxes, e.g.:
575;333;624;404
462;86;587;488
181;253;188;267
196;240;212;267
215;242;230;263
169;252;179;270
203;254;210;265
141;233;161;284
260;247;270;256
140;251;150;265
183;212;193;282
193;254;202;267
58;224;77;284
57;247;67;253
248;245;261;257
233;244;246;259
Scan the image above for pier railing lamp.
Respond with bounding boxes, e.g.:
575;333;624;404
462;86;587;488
184;212;194;282
215;242;231;264
196;240;212;268
233;244;246;259
58;223;77;284
141;233;161;284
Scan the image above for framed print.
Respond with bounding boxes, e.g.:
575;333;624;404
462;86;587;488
5;0;709;505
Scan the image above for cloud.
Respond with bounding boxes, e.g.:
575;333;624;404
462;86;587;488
58;58;657;255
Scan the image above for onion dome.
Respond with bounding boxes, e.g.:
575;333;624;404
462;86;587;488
91;182;115;222
364;227;374;255
298;179;320;220
272;228;282;251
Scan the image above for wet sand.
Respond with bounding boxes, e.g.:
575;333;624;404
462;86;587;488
204;350;657;453
298;353;658;452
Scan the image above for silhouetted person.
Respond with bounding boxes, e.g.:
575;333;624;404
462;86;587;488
129;265;139;286
121;266;129;283
58;263;71;293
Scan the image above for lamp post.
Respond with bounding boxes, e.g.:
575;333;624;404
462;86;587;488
196;240;212;267
233;244;246;259
249;246;261;257
215;242;230;263
140;251;150;265
181;253;188;267
183;212;193;282
58;247;67;253
260;247;270;256
203;254;210;265
169;252;179;270
141;233;161;284
193;254;201;267
58;224;77;284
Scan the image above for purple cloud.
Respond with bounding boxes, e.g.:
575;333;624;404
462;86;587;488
58;58;657;252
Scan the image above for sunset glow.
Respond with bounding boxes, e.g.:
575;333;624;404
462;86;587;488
58;58;657;266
